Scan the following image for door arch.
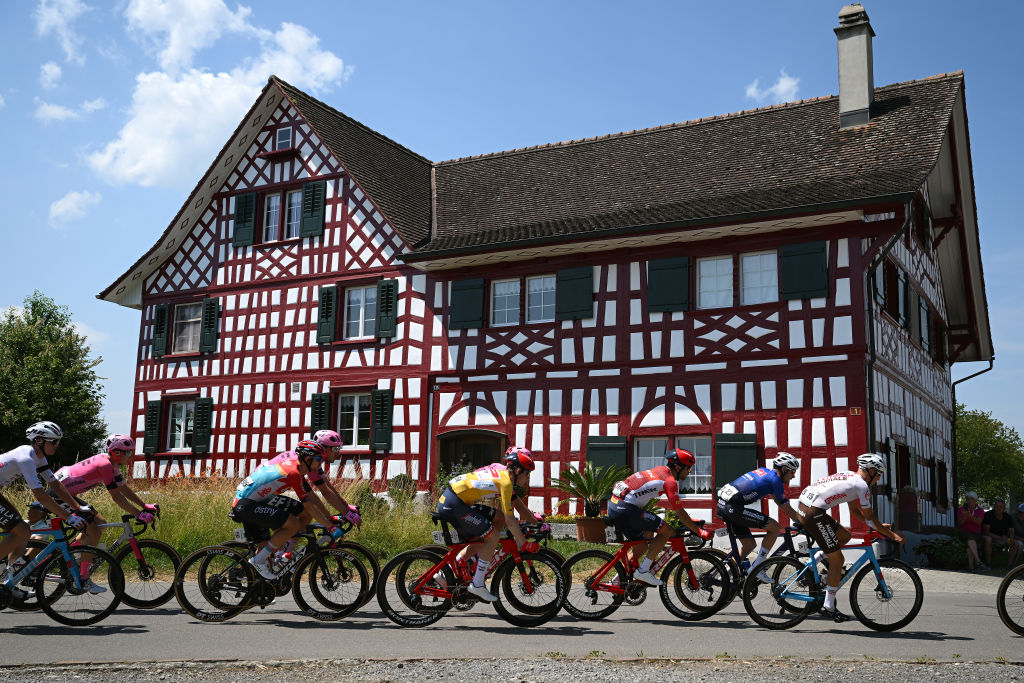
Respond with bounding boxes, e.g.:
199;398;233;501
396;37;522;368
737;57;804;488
437;429;507;476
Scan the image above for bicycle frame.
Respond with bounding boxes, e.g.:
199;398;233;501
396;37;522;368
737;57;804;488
718;525;808;569
2;519;85;591
779;532;892;603
584;534;703;596
411;536;536;601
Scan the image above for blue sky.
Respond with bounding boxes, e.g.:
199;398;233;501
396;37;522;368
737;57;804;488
0;1;1021;436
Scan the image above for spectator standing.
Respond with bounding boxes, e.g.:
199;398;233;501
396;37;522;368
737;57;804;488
983;499;1020;571
957;491;988;571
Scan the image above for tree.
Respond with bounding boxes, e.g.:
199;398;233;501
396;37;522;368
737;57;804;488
0;291;107;466
956;402;1024;504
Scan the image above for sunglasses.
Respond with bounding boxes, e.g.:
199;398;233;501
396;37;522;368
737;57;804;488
43;438;61;446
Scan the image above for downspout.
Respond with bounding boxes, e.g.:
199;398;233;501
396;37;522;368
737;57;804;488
950;358;995;503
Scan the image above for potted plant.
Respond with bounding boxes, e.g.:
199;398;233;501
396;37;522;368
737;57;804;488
551;461;632;543
915;535;967;570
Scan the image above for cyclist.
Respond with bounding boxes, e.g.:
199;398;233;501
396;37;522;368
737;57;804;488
607;448;714;586
435;446;540;602
796;452;905;622
716;452;803;577
231;440;339;579
0;422;92;599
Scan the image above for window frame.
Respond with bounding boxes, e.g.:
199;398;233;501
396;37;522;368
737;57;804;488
633;435;713;495
275;126;292;150
490;278;521;327
260;187;305;244
525;274;556;323
739;250;779;306
166;400;195;452
342;284;378;340
335;392;372;449
697;255;734;310
170;301;203;355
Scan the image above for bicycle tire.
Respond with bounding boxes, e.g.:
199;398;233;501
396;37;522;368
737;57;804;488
490;552;566;627
333;541;379;607
376;550;452;627
114;539;181;609
659;550;731;621
174;545;255;622
292;548;368;621
849;557;923;632
36;545;124;626
561;549;624;620
702;547;743;606
997;564;1024;637
741;555;815;630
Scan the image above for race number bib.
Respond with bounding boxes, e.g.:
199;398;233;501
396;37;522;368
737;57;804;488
612;481;628;498
717;484;739;501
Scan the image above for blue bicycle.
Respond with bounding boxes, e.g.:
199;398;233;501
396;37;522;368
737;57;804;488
740;530;923;631
1;517;124;625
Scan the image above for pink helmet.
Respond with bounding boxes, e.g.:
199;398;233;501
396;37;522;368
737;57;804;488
313;430;342;448
105;434;135;453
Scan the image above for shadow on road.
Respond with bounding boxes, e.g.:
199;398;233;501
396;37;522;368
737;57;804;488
0;623;147;637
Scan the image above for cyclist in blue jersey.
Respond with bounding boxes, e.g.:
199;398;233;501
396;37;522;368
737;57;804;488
716;452;803;576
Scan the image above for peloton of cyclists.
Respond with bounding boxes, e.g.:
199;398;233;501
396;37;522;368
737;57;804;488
607;447;714;586
797;452;905;622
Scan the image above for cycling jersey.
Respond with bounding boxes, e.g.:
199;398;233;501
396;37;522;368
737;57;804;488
0;445;57;489
798;471;871;510
717;467;788;505
266;450;327;486
233;460;311;505
610;465;684;510
446;463;517;516
54;454;125;496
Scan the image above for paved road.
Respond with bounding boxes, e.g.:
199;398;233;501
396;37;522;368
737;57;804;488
0;568;1017;664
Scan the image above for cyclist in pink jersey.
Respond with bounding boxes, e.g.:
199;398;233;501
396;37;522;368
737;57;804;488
265;430;361;530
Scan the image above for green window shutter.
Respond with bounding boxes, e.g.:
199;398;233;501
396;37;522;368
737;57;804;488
935;324;947;364
898;271;910;330
376;279;398;339
299;180;326;237
713;434;759;491
908;289;921;343
556;266;594;321
143;400;163;454
198;297;219;353
152;304;169;359
370;389;394;452
586;436;628;471
449;278;484;330
316;285;337;343
311;392;332;436
908;446;919;491
232;192;256;247
647;257;690;312
780;241;828;300
192;397;214;455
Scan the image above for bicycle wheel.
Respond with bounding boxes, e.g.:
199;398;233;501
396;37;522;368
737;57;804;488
334;541;380;607
659;550;731;621
849;557;923;632
114;539;181;609
6;540;49;612
490;552;566;627
997;564;1024;637
292;548;368;621
376;550;452;627
741;555;816;630
702;547;742;606
36;546;124;626
174;545;255;622
561;549;624;620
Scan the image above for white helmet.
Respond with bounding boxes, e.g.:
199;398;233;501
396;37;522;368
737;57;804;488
857;452;886;472
772;452;799;472
26;421;63;443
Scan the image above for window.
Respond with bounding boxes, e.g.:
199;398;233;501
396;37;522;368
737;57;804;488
171;302;203;354
526;275;556;323
633;436;712;495
337;394;372;447
344;285;377;339
491;279;520;326
284;190;301;239
276;127;292;150
698;256;733;309
262;189;302;242
897;271;909;328
263;194;280;242
740;251;778;305
167;401;195;451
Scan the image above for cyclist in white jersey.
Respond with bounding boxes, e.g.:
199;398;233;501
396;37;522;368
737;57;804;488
796;452;904;622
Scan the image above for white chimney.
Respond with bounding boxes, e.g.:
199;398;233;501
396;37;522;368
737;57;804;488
835;3;875;128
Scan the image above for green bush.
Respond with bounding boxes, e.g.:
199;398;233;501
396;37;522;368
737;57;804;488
387;473;416;502
916;535;967;569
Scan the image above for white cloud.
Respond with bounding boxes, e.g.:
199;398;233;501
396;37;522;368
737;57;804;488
89;22;350;188
35;98;79;122
49;190;101;226
73;320;110;346
34;0;90;65
0;94;5;109
745;69;800;105
40;61;62;89
81;97;107;112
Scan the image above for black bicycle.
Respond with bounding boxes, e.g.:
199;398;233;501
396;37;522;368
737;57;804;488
997;562;1024;636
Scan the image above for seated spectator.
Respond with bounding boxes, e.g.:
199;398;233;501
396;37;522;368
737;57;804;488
957;491;987;571
983;499;1019;571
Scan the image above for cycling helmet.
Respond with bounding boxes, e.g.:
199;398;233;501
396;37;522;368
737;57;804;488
504;445;535;472
26;421;63;443
105;434;135;453
313;429;343;448
294;439;326;463
857;452;886;473
666;447;696;468
772;452;800;472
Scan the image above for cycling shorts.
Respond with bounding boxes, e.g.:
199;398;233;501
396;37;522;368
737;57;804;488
607;499;663;541
0;494;22;531
716;494;770;539
230;495;304;543
436;487;495;542
804;508;842;553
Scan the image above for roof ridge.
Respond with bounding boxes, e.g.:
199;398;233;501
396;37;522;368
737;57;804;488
437;72;965;166
270;75;433;165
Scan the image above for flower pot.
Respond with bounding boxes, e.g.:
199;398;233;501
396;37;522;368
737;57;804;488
576;516;607;543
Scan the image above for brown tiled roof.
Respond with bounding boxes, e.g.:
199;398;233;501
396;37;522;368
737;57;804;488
412;73;963;257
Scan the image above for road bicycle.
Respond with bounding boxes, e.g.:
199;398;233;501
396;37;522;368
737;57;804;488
0;517;124;625
561;520;730;621
702;523;814;606
997;562;1024;636
740;529;923;631
174;521;368;622
376;512;566;628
